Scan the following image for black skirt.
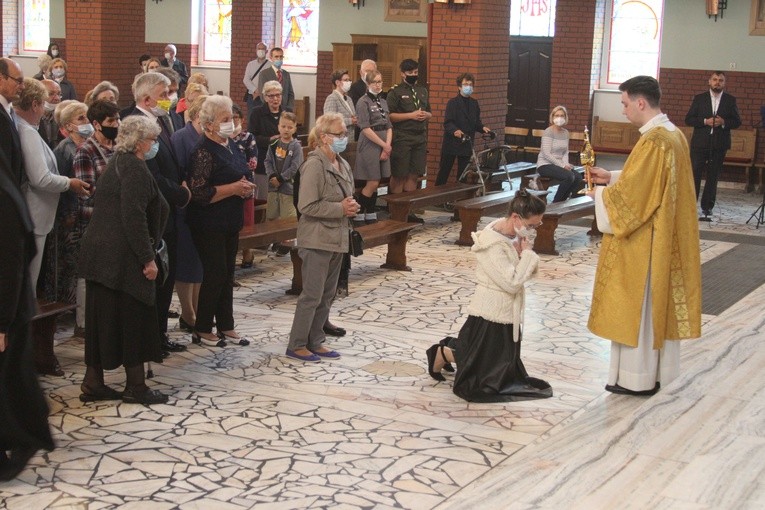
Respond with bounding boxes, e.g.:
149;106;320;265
448;315;552;403
84;281;164;370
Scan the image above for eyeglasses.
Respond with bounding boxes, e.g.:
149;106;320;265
523;220;543;230
328;131;348;138
266;93;282;98
370;80;383;84
2;73;23;85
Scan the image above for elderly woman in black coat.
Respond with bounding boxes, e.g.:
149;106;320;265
77;116;170;405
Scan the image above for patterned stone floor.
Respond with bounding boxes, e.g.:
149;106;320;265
1;185;764;509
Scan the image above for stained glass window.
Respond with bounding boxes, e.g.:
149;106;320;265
606;0;664;84
510;0;557;37
279;0;320;68
22;0;49;52
202;0;232;63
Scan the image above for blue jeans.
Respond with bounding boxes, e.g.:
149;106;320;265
537;164;584;202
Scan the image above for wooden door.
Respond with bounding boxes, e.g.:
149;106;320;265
506;37;553;130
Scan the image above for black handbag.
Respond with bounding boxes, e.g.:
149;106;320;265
349;229;364;257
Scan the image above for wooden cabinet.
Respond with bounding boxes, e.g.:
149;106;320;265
332;34;427;88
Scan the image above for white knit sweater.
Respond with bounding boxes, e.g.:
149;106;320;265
466;219;540;341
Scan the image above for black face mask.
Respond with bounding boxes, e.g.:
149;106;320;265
100;125;119;141
404;74;418;86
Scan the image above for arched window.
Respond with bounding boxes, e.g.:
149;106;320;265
278;0;320;68
201;0;233;63
21;0;49;53
603;0;664;85
510;0;557;37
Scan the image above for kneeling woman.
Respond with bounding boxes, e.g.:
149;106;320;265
426;190;552;402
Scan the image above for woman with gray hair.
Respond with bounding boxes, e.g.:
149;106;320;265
187;95;256;348
13;79;90;293
77;115;170;405
286;113;360;362
84;80;119;106
248;79;283;202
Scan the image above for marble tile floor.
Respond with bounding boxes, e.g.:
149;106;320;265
1;187;764;509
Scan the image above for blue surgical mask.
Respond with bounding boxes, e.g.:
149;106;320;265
144;140;159;160
461;85;473;97
330;136;348;154
77;123;95;137
272;60;283;69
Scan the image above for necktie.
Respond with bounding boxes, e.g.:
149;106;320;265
277;70;283;83
9;107;18;129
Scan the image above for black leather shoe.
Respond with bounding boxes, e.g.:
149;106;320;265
178;317;194;332
168;310;180;319
605;382;660;396
161;334;187;352
407;214;425;224
122;388;169;405
323;324;347;337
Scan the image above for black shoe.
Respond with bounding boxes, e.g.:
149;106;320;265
425;344;446;381
0;447;37;481
407;214;425;224
168;310;180;319
336;282;348;298
178;317;194;333
161;334;187;352
699;210;712;222
192;332;226;348
605;382;660;396
217;332;251;346
122;388;169;405
241;260;253;269
438;338;455;373
323;324;347;337
79;385;123;402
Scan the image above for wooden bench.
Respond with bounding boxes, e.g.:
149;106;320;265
678;126;758;191
382;183;482;222
238;217;298;250
591;117;641;157
32;300;77;377
534;196;601;255
452;189;549;246
521;166;585;192
284;219;419;294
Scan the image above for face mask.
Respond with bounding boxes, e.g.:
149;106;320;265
144;140;160;160
52;68;65;79
231;125;242;138
51;49;59;57
168;92;179;107
164;52;172;61
218;120;235;138
553;117;566;127
272;60;283;69
77;123;95;137
156;99;172;112
100;125;119;141
257;49;266;59
516;220;537;242
341;81;352;93
404;74;418;85
461;85;473;97
44;101;56;113
329;135;348;154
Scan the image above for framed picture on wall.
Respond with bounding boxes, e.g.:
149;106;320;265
751;0;765;35
385;0;428;23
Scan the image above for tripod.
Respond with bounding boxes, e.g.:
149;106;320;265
746;184;765;228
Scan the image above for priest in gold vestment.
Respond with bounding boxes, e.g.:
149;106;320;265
587;76;701;396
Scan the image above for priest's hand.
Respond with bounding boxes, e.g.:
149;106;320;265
589;166;611;185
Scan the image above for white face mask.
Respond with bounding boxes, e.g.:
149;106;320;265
218;120;235;138
164;52;173;61
515;219;537;242
52;68;65;79
43;101;56;113
341;81;352;93
51;49;59;57
553;117;566;127
257;49;266;59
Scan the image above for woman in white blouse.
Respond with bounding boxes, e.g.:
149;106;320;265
13;78;90;291
535;105;584;203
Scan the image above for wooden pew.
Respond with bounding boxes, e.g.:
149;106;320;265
32;300;77;376
591;116;641;156
534;196;601;255
382;183;482;222
284;219;419;294
238;217;298;250
452;189;549;246
521;166;585;192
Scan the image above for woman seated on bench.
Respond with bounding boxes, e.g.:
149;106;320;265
536;105;584;202
425;189;552;402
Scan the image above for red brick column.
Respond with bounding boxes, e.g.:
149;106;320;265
231;1;264;115
549;0;602;131
64;0;145;105
1;1;19;57
427;1;510;184
315;50;334;120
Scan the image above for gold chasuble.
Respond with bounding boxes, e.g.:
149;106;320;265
588;124;701;348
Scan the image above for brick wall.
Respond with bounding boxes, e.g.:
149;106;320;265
316;50;334;120
231;0;268;117
427;1;511;184
661;67;765;182
1;0;18;57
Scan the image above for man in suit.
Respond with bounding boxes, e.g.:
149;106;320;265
0;57;25;187
684;71;741;220
258;47;295;112
160;44;189;89
126;72;191;355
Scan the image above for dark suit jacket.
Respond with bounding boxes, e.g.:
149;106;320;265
125;109;190;236
441;94;485;156
248;104;282;175
0;107;23;187
258;67;295;112
685;91;741;151
160;58;189;86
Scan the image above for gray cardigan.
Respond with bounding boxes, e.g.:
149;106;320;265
296;149;353;253
78;151;169;306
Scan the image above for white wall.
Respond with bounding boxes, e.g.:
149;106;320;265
145;0;193;43
51;0;65;38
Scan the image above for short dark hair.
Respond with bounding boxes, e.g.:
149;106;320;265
508;189;546;218
618;75;661;108
87;99;120;124
400;59;418;73
231;103;243;118
712;70;726;77
331;69;349;85
456;73;475;86
270;47;284;57
139;53;151;65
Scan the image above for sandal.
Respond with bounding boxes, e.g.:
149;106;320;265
218;332;251;346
